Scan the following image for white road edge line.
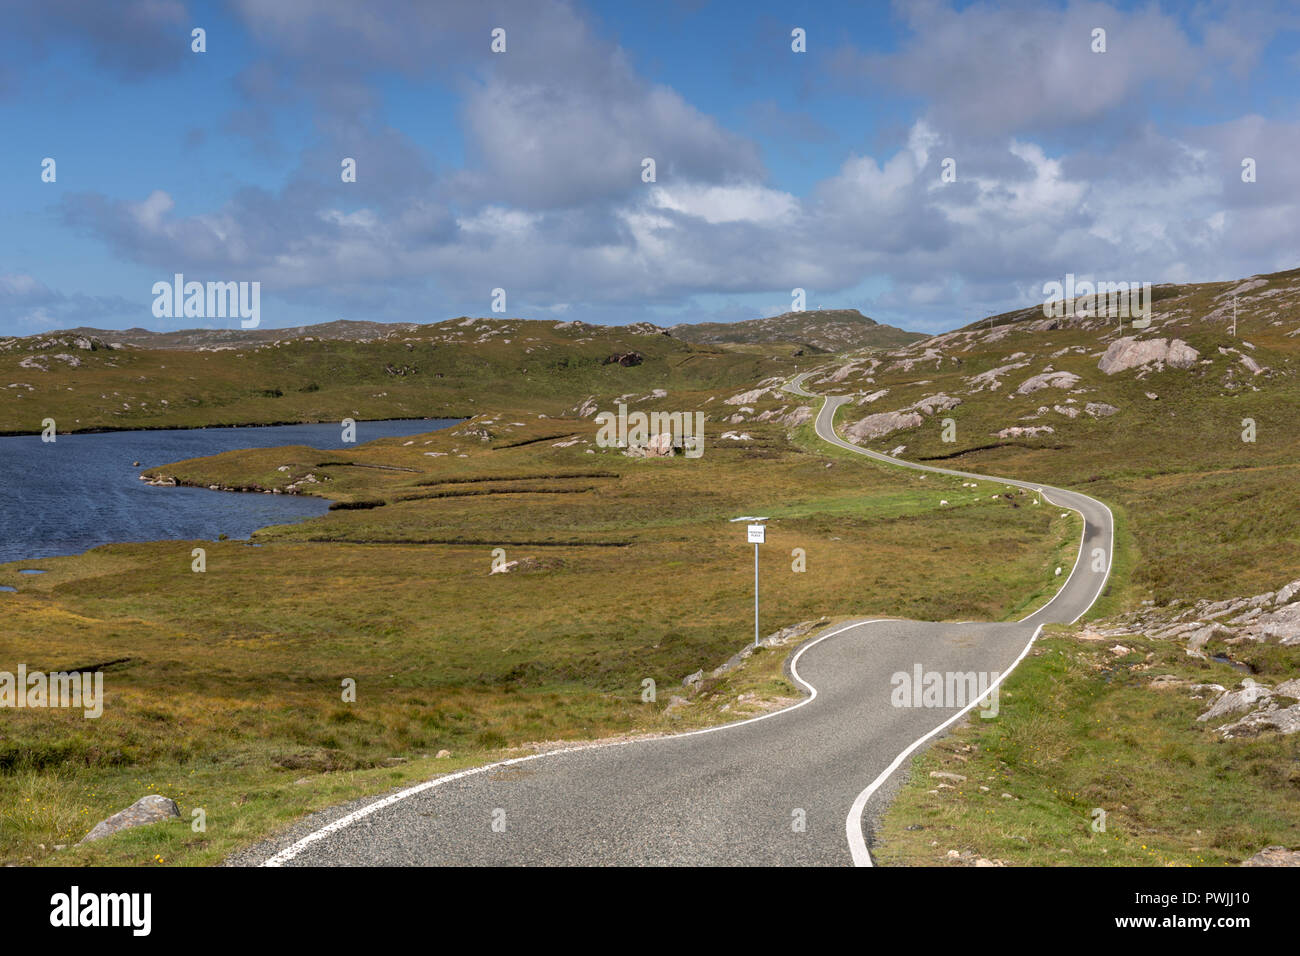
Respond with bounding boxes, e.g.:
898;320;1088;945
803;383;1116;866
845;623;1044;867
261;617;892;866
267;377;1114;867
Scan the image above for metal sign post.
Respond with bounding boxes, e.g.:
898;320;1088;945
747;523;765;646
732;517;769;648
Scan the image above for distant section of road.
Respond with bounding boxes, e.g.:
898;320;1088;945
786;372;1113;630
246;372;1112;867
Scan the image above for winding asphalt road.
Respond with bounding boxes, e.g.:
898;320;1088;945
249;373;1112;867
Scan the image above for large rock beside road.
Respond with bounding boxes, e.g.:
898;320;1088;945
80;795;180;844
844;410;923;442
1098;337;1199;374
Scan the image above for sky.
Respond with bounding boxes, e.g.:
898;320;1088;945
1;0;1298;336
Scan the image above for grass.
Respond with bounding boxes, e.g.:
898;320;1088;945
872;626;1300;866
839;267;1300;864
9;267;1300;867
0;317;794;434
0;400;1076;865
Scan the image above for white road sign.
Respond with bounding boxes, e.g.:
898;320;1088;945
747;524;765;544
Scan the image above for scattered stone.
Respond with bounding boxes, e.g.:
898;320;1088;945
80;795;180;844
995;425;1055;439
1242;845;1300;866
929;771;967;783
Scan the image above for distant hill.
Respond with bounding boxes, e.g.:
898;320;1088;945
0;314;789;434
671;309;925;353
42;320;422;350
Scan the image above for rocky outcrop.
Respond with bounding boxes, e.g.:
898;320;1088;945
627;322;671;336
724;387;773;406
1196;679;1272;722
779;406;813;428
81;795;180;843
1098;337;1199;374
603;351;643;367
1015;370;1081;394
1242;845;1300;866
995;425;1054;439
571;396;598;418
624;432;676;458
1085;402;1119;418
965;362;1031;392
1219;703;1300;738
845;410;924;442
911;393;962;415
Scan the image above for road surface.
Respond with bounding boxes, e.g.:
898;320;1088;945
246;373;1112;866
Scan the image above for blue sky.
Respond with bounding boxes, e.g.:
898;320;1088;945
2;0;1298;336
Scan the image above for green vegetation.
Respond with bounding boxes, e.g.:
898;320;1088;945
873;627;1300;866
824;266;1300;864
824;267;1300;605
671;308;925;353
0;317;791;434
7;266;1300;867
0;398;1074;865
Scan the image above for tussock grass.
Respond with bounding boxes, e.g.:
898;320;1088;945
873;629;1300;866
0;405;1072;865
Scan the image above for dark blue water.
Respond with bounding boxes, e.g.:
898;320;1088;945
0;419;457;564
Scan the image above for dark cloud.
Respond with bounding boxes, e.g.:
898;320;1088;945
11;0;190;81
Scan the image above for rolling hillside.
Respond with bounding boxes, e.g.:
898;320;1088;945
671;308;925;353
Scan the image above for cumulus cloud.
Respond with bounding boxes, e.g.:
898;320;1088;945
831;1;1209;139
12;0;1299;334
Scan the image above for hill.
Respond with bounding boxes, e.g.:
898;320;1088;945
787;265;1300;602
0;316;791;434
671;308;925;353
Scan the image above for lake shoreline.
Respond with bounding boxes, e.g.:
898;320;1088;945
0;417;460;564
0;413;469;438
